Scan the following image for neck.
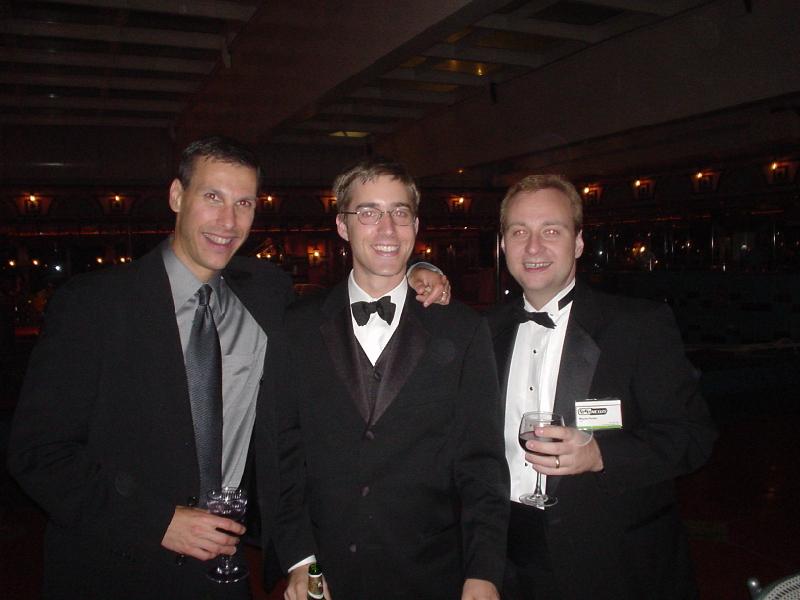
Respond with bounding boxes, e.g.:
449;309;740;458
353;271;404;299
524;283;573;311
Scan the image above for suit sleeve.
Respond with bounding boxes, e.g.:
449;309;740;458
271;318;318;572
453;317;510;588
593;304;717;492
7;280;176;551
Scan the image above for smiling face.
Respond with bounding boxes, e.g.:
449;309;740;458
169;156;258;282
336;174;419;297
501;187;584;309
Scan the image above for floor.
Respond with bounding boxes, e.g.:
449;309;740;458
1;341;798;599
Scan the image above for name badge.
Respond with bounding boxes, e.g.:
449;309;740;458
575;398;622;430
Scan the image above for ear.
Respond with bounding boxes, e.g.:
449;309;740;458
413;216;419;235
574;230;584;259
168;179;183;214
336;213;350;242
500;236;506;254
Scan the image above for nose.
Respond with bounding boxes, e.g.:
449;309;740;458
217;202;235;229
525;232;541;254
377;210;397;235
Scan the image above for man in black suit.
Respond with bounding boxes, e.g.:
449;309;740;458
489;175;716;599
275;158;509;600
7;137;450;600
7;137;293;599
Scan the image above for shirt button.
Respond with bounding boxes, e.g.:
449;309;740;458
349;543;357;553
361;486;370;497
373;371;381;381
364;430;375;441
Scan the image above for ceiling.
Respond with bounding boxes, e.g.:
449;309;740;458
1;0;798;185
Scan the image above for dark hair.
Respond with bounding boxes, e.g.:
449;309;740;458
500;174;583;233
177;136;261;189
333;156;420;212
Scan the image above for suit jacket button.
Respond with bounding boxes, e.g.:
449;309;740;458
364;430;375;441
361;485;370;497
373;371;381;381
349;543;357;553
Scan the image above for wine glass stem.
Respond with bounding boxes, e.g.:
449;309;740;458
534;471;544;497
219;555;232;574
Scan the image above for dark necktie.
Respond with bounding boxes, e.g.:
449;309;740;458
351;296;396;326
185;284;223;502
515;288;575;329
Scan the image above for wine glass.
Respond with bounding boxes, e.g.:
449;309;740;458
206;487;249;584
518;411;564;508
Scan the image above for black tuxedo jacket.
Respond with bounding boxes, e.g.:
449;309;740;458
274;281;509;599
8;245;293;600
487;284;716;600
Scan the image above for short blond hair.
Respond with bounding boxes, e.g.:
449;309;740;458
333;157;420;212
499;174;583;233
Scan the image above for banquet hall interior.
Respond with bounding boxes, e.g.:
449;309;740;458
1;1;798;598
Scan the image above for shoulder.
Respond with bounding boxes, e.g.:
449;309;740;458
412;298;484;337
579;285;672;319
573;284;680;341
485;296;519;334
228;255;291;288
51;261;140;304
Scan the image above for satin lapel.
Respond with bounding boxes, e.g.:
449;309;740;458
320;283;372;423
370;294;429;426
490;302;521;420
548;289;601;496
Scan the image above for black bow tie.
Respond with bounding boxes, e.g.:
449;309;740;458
351;296;396;326
514;288;575;329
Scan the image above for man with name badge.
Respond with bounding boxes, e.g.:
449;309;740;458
486;174;716;600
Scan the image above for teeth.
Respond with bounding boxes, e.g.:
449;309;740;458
524;262;549;268
205;233;233;245
374;245;399;252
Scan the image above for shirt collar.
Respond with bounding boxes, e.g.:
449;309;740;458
523;279;576;319
161;237;227;316
347;271;408;314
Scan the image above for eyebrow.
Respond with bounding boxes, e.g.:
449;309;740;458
353;201;412;209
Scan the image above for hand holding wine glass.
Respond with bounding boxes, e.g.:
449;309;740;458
206;487;249;584
518;411;564;508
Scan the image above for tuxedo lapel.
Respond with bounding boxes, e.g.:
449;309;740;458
224;260;282;335
370;293;429;426
491;302;521;419
129;248;197;446
549;287;601;496
320;283;373;423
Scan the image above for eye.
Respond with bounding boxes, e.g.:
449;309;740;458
237;198;253;208
205;192;217;201
511;228;528;237
543;227;560;237
359;208;377;218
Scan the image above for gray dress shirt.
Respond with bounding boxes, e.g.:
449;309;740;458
162;242;267;488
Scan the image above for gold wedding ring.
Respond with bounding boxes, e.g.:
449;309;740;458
554;456;560;469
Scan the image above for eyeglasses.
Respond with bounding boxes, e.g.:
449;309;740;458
340;206;415;226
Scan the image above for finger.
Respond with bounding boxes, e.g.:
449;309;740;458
185;548;216;561
422;289;437;307
208;515;246;535
534;424;568;438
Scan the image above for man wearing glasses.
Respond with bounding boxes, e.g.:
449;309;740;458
273;157;509;600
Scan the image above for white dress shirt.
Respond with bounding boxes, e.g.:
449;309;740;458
348;272;408;363
504;281;575;503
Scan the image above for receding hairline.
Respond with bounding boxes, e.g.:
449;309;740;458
499;174;583;233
